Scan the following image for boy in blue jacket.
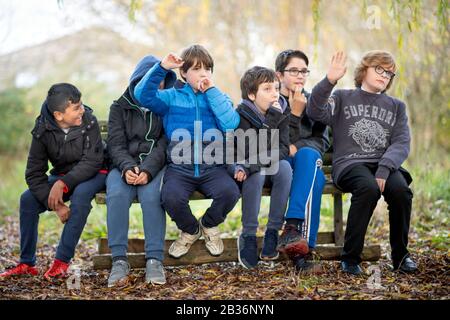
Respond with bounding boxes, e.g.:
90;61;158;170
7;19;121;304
134;45;240;259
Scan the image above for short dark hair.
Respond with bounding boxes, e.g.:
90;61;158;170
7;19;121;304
180;44;214;80
275;49;309;72
46;83;81;113
240;66;278;100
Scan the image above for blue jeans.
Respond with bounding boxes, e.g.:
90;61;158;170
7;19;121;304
240;160;293;236
19;173;106;265
106;168;166;261
285;147;325;248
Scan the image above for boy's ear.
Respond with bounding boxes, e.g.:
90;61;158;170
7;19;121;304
248;93;256;102
180;69;187;80
53;111;64;122
276;71;283;81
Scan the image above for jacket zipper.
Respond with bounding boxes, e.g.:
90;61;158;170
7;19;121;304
194;94;200;177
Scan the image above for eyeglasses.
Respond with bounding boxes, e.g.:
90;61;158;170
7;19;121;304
374;65;395;79
283;68;310;77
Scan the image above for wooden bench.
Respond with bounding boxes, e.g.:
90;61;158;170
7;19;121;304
92;120;380;269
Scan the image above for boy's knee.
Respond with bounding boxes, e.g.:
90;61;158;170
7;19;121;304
277;160;293;179
71;188;95;206
20;190;40;211
386;184;413;201
20;190;35;205
355;180;381;201
223;184;240;203
295;147;320;162
161;190;188;209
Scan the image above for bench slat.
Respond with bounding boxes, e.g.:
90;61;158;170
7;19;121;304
94;182;341;204
97;232;336;255
92;244;380;269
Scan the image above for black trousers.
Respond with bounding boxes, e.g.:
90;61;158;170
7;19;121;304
338;163;413;265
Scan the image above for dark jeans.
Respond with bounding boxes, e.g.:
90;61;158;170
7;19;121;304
19;173;106;265
338;163;413;265
161;166;240;234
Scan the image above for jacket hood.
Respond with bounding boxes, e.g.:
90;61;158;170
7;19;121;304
128;55;177;104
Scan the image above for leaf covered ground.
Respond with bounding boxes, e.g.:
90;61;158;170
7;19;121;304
0;216;448;300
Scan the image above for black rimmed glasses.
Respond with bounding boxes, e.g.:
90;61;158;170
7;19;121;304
374;65;396;79
283;68;310;77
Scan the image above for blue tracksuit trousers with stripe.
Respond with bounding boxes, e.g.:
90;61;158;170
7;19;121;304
285;147;325;248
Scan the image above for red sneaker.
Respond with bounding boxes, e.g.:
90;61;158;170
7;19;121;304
44;259;69;280
0;263;39;278
277;224;309;257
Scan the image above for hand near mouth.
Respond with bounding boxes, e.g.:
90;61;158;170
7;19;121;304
289;86;307;116
198;78;214;93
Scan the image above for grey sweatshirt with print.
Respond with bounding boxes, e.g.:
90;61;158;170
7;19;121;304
306;76;411;185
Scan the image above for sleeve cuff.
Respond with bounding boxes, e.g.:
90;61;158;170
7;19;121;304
62;181;69;194
375;165;391;180
205;87;222;100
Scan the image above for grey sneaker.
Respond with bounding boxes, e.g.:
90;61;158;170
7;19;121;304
145;259;166;285
107;260;130;288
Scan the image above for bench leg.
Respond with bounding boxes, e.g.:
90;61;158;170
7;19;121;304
333;193;344;246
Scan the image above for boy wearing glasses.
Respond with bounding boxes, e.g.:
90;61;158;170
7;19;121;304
307;50;417;275
274;50;330;273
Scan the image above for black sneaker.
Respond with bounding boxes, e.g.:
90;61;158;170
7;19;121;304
277;224;309;258
393;257;418;273
293;253;323;274
237;234;258;269
260;228;279;261
340;261;363;275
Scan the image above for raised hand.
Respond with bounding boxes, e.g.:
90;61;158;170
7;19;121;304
289;86;307;116
161;53;184;70
327;51;347;85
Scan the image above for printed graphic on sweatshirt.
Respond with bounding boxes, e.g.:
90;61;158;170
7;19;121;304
343;104;397;126
348;118;389;152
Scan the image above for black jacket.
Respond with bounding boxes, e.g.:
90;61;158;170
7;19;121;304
233;97;290;175
25;102;104;208
284;91;330;156
107;55;176;180
107;89;168;179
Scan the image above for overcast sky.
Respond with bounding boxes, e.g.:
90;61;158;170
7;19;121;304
0;0;92;54
0;0;153;55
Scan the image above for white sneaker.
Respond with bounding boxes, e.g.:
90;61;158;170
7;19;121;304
168;228;201;258
199;219;224;256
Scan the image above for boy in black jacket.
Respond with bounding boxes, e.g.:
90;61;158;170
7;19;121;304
232;66;292;269
0;83;105;280
106;56;174;287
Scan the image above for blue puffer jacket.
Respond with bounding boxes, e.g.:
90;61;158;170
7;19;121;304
134;62;240;176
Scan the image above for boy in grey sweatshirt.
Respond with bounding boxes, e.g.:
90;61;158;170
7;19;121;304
307;50;417;275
